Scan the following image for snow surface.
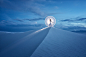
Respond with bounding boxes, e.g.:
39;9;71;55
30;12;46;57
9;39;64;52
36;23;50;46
0;27;86;57
31;27;86;57
0;30;35;51
0;27;51;57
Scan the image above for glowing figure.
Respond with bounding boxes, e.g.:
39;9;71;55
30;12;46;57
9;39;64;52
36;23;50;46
45;16;56;27
49;19;52;26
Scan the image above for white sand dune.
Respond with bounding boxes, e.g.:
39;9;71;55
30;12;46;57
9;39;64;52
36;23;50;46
0;27;86;57
0;30;35;51
0;27;50;57
31;27;86;57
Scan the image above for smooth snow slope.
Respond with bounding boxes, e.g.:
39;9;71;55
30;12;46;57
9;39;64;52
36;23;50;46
31;27;86;57
0;27;51;57
0;30;35;51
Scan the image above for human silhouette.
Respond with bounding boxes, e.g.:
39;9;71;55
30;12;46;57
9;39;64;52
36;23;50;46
49;19;52;26
50;19;51;23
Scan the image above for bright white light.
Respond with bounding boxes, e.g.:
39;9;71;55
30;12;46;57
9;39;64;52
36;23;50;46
45;16;56;27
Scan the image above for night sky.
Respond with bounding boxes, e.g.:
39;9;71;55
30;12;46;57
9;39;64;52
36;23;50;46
0;0;86;32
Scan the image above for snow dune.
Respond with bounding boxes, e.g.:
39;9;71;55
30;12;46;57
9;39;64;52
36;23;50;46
0;30;35;51
0;27;51;57
31;27;86;57
0;27;86;57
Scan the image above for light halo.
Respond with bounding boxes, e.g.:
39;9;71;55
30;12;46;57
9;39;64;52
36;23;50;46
45;16;56;27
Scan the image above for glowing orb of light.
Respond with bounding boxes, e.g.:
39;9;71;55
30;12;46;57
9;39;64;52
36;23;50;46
45;16;56;27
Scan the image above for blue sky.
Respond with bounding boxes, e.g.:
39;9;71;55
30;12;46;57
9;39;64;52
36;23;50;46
0;0;86;32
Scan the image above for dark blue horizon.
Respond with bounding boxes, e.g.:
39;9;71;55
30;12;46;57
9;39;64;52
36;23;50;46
0;0;86;33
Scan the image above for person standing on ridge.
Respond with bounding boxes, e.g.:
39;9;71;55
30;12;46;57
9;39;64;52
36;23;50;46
45;16;56;27
49;19;52;26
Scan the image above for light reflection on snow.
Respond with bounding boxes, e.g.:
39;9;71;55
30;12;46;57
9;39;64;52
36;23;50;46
35;27;49;33
0;27;49;54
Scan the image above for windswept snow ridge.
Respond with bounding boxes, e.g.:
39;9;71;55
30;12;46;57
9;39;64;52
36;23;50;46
0;27;86;57
31;27;86;57
0;27;51;57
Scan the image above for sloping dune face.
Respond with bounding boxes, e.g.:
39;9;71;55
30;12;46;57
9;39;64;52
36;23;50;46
0;30;35;51
31;27;86;57
0;27;86;57
0;27;51;57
